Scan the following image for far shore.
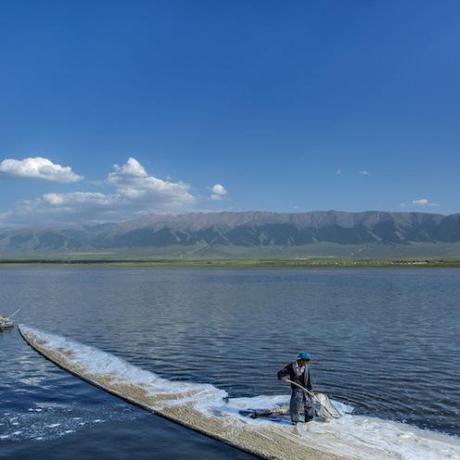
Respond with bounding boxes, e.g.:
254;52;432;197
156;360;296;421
1;258;460;269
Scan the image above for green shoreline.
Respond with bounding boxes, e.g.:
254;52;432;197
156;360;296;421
1;259;460;268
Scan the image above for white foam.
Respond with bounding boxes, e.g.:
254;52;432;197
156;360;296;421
198;395;460;459
21;325;226;406
0;404;136;443
21;325;460;459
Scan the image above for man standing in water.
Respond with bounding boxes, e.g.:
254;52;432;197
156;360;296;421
277;352;315;424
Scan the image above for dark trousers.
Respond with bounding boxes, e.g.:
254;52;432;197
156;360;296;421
289;388;315;423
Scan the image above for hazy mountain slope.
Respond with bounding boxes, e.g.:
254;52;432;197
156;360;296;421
1;211;460;255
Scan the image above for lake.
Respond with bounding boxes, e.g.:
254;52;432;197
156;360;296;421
1;268;459;459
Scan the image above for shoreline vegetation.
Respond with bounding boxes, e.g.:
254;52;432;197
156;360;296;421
1;258;460;268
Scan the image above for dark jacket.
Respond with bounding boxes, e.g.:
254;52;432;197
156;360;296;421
277;362;312;391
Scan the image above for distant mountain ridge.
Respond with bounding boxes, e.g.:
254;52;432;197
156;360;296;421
1;211;460;253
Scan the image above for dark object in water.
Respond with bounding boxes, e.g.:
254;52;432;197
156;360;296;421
0;308;21;330
240;407;290;419
0;315;14;330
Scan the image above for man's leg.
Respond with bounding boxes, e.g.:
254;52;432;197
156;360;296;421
289;389;303;424
304;395;315;422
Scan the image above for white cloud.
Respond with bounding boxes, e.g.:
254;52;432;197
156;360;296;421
111;156;148;178
399;198;438;209
42;192;115;207
412;198;429;206
0;157;82;182
12;192;117;224
107;157;194;205
7;157;196;224
358;170;369;175
412;198;438;207
210;183;228;201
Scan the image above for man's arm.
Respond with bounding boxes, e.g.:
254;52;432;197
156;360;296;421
277;365;290;381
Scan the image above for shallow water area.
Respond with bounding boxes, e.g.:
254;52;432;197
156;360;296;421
1;268;460;459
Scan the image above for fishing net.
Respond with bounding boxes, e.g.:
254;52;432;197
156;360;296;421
241;393;341;421
313;392;341;421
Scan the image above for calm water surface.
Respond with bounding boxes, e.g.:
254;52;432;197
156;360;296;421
1;268;459;459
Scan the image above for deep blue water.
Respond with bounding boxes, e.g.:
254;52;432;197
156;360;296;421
1;268;459;459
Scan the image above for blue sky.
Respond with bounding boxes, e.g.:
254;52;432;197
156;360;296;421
1;0;459;225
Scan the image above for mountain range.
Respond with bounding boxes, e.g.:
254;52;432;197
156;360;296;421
1;211;460;257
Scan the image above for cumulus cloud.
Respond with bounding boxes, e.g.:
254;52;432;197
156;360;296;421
210;183;228;201
412;198;437;207
0;157;82;182
7;157;196;224
399;198;438;209
358;170;369;175
15;192;119;223
107;157;194;205
42;192;115;207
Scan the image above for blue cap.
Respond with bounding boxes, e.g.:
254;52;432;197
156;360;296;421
297;352;311;361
